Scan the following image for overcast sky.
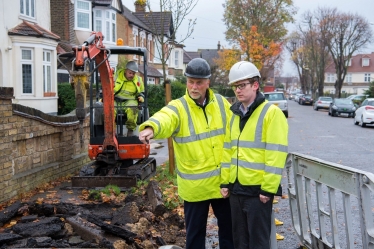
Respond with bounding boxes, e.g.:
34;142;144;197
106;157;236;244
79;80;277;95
121;0;374;76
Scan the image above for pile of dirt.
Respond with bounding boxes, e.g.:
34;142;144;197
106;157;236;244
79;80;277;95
0;181;187;249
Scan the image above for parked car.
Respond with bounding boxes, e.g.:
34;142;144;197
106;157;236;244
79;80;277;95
353;98;374;127
346;94;367;105
299;95;313;105
288;91;297;100
264;91;288;118
313;96;333;111
294;93;304;102
328;98;356;117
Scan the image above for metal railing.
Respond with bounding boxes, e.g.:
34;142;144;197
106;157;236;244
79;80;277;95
286;152;374;249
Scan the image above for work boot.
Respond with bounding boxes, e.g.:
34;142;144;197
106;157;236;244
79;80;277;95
127;129;134;137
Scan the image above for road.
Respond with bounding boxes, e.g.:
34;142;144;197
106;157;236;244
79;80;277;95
276;99;374;249
287;99;374;172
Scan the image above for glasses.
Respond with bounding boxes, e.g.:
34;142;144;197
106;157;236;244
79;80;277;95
231;82;251;91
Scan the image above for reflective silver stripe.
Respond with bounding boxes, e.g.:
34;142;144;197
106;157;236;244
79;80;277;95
237;141;288;152
174;129;225;143
166;104;179;116
224;142;231;149
264;165;283;175
234;159;265;170
148;117;161;131
179;97;195;135
176;167;221;180
215;94;227;130
230;115;237;147
221;162;231;169
165;104;180;135
173;95;226;144
254;103;271;142
239;140;265;149
266;143;288;153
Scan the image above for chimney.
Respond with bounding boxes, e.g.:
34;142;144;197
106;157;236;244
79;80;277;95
135;1;146;12
217;41;221;50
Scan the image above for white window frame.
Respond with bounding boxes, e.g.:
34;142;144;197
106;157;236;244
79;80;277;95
175;50;179;68
147;34;153;62
362;58;370;67
43;50;52;93
75;0;92;31
139;31;146;61
93;8;116;43
364;73;371;82
327;73;335;83
21;48;34;95
345;73;352;83
346;58;352;66
148;77;155;85
132;27;138;60
20;0;35;19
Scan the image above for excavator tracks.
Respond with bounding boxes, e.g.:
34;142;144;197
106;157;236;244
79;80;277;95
71;157;157;188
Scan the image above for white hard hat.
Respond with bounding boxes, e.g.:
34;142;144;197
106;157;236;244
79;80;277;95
228;61;261;85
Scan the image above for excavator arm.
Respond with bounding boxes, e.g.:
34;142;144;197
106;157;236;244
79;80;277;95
70;32;118;154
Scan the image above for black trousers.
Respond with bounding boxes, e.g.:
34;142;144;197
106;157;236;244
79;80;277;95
229;194;273;249
184;198;234;249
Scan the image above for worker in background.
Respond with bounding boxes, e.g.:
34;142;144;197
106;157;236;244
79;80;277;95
138;58;235;249
220;61;289;249
114;61;145;137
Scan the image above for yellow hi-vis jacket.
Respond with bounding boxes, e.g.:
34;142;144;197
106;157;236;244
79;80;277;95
221;101;288;195
139;89;232;202
114;69;144;100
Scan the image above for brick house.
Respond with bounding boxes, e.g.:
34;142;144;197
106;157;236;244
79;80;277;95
50;0;168;85
324;53;374;95
0;0;60;114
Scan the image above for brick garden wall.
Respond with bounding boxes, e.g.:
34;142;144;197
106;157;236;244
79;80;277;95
0;87;90;204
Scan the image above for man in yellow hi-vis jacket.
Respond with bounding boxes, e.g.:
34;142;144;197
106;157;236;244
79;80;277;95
114;61;144;136
220;61;288;249
138;58;234;249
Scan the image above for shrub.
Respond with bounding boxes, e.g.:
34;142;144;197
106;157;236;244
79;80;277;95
58;83;76;115
146;81;186;116
364;81;374;98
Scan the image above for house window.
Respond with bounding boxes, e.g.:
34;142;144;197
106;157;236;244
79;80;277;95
364;73;371;82
327;73;335;83
132;28;138;60
345;73;352;83
20;0;35;18
147;39;152;62
94;9;116;43
43;51;52;93
111;13;116;42
362;58;370;67
175;50;179;68
148;77;155;85
346;58;352;66
21;49;33;94
75;0;91;30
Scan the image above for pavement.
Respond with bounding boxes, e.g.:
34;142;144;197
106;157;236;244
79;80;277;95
149;138;169;166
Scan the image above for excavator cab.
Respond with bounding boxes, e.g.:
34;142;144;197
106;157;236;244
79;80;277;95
58;32;156;188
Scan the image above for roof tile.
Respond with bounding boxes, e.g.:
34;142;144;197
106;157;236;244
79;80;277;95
8;21;60;41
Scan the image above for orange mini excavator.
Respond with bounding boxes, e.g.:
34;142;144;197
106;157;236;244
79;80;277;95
58;32;156;188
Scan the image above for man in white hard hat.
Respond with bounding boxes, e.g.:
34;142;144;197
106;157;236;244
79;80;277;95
220;61;288;249
113;61;145;136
